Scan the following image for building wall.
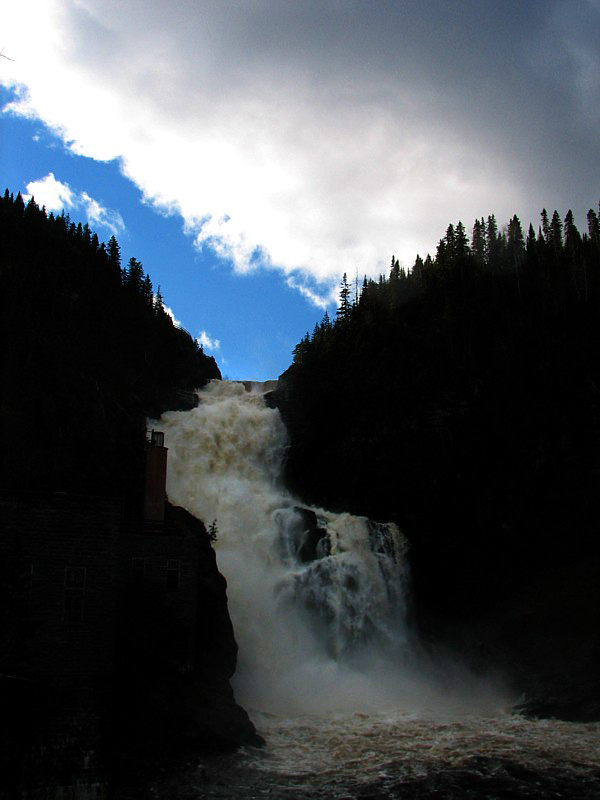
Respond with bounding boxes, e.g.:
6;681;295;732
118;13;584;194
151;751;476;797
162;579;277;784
0;493;121;681
0;493;122;799
120;520;200;668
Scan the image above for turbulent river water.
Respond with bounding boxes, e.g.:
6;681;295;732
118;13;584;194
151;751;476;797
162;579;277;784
157;380;600;799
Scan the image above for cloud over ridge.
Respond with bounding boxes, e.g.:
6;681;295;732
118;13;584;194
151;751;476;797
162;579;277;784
2;0;599;292
24;173;124;236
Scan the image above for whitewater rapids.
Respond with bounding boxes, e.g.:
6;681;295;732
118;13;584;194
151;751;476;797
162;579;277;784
155;380;600;798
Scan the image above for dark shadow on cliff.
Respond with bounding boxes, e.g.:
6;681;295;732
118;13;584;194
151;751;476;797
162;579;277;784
275;207;600;722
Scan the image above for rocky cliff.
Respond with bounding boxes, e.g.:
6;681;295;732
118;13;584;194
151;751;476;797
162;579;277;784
273;367;600;723
111;501;263;792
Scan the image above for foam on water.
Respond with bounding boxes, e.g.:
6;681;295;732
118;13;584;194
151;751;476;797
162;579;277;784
154;380;600;795
158;379;508;717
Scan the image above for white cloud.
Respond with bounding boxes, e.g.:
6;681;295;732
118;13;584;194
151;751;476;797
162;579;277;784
286;276;337;311
25;172;74;211
80;192;125;236
23;172;124;236
163;305;182;329
197;330;221;352
3;0;599;292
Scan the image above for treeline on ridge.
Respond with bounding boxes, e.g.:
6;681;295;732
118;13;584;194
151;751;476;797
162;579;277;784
0;189;220;500
278;205;600;622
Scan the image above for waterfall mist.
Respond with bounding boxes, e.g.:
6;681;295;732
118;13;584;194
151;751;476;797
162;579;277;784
158;380;509;717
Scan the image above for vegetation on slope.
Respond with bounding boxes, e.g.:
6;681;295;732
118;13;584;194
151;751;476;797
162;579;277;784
278;206;600;710
0;189;220;499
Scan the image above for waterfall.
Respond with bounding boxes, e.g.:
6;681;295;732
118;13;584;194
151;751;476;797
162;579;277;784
154;380;600;798
158;379;415;714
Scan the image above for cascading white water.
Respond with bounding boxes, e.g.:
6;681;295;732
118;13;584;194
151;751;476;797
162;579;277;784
154;380;600;797
158;379;418;714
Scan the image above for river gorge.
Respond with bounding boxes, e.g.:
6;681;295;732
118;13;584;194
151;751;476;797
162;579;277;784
155;380;600;799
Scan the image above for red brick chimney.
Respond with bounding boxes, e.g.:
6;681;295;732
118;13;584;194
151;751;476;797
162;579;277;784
144;430;168;521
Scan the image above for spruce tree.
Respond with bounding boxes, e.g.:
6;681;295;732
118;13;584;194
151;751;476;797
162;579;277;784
549;210;563;252
471;219;486;263
587;209;599;244
125;257;145;294
541;209;550;243
445;224;456;263
412;255;425;288
507;215;525;257
107;235;121;271
526;223;537;254
564;210;581;251
154;286;165;315
455;221;469;257
486;214;500;268
337;273;352;322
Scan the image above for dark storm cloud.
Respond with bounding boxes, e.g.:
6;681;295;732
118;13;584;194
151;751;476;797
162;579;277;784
4;0;599;283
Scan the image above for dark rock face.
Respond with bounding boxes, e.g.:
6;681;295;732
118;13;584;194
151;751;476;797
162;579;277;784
273;367;600;724
170;505;263;747
157;389;202;414
114;503;263;772
0;493;265;797
290;507;330;563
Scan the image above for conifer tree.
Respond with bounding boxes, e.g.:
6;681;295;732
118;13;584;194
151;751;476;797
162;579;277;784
412;255;425;288
154;286;165;315
455;221;469;257
360;276;369;301
125;257;144;294
549;210;563;252
564;210;585;303
337;273;352;322
445;224;456;263
107;235;121;270
292;332;311;364
507;215;525;298
564;210;581;251
435;238;448;266
507;215;525;261
142;274;153;305
541;209;550;243
587;209;599;244
486;214;500;268
526;223;537;254
471;219;486;263
207;520;219;542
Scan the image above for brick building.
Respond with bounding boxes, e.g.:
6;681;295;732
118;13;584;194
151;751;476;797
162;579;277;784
0;434;207;799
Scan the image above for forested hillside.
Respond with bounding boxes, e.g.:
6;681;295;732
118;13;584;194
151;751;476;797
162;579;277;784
0;190;220;499
278;206;600;715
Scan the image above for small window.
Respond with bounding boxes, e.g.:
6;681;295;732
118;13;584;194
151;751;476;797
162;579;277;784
131;557;146;580
150;430;164;447
166;559;180;590
64;566;86;621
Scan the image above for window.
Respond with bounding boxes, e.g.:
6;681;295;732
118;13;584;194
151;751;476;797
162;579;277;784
166;559;180;590
150;430;164;447
64;566;86;622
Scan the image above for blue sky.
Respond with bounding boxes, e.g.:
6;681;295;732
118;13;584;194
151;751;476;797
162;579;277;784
0;86;329;380
2;1;599;380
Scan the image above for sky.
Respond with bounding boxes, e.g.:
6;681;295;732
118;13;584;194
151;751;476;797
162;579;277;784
1;0;599;380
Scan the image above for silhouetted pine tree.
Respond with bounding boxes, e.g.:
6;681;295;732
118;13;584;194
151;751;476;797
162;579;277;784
337;272;352;322
0;189;220;497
